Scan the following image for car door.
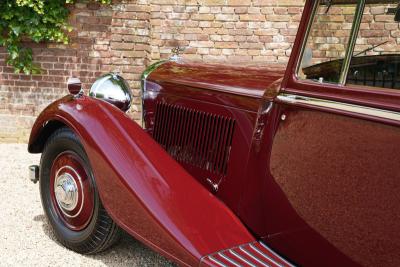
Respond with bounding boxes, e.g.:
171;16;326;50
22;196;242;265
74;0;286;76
267;1;400;267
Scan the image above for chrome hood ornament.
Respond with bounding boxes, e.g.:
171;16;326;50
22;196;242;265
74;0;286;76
170;46;185;62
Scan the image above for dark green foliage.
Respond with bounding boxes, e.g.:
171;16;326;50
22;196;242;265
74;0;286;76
0;0;111;74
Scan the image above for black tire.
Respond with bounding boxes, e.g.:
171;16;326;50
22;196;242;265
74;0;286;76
39;127;121;254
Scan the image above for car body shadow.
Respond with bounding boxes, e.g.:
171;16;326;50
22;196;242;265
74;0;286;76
33;214;175;267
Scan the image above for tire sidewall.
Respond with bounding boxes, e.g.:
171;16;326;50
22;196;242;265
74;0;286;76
39;128;99;244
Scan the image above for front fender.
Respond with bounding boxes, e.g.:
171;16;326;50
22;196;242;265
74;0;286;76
28;95;254;266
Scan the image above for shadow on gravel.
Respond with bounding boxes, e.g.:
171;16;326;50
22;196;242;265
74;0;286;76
33;214;58;241
33;214;175;267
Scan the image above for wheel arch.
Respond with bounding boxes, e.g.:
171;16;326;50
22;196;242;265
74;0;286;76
28;119;69;153
28;96;87;154
27;95;256;266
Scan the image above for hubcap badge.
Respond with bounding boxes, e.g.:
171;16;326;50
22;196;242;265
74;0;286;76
54;173;78;212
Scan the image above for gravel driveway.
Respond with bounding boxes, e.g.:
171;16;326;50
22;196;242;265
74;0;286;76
0;144;174;267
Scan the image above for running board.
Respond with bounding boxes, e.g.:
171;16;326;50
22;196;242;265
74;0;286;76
200;241;294;267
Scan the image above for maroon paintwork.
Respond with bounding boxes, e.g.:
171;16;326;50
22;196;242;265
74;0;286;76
144;61;285;214
147;61;285;102
28;0;400;266
264;1;400;266
269;106;400;267
28;95;254;266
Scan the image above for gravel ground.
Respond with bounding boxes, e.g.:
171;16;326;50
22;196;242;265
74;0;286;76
0;143;174;267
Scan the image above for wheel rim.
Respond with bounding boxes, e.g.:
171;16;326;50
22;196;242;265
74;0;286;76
50;151;94;231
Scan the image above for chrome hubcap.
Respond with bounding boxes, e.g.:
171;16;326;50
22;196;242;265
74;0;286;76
54;172;78;212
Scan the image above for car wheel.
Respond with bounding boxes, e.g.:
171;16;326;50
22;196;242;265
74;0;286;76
39;127;121;254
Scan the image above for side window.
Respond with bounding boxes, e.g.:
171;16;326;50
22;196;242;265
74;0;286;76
298;2;357;83
347;2;400;89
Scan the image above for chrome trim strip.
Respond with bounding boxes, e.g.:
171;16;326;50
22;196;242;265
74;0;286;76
229;250;257;267
249;244;282;267
218;252;241;267
277;93;400;122
239;246;270;267
339;0;366;84
208;256;228;267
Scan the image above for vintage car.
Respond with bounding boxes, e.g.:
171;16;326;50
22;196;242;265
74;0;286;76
28;0;400;266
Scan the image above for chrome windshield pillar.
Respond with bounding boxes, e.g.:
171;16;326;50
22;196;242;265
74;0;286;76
338;0;366;85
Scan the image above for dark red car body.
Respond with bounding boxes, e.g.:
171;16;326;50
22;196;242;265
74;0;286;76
28;1;400;266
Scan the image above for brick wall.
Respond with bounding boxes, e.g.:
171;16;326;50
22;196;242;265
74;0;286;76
0;0;304;143
304;5;355;65
304;4;400;66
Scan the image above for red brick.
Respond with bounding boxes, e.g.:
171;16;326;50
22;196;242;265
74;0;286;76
0;0;313;141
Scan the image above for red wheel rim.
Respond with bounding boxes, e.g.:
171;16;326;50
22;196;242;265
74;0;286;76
50;151;94;231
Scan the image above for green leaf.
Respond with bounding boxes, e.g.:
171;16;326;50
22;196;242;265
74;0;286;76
11;25;22;36
0;0;112;74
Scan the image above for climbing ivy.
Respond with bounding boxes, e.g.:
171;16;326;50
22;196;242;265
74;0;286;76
0;0;111;74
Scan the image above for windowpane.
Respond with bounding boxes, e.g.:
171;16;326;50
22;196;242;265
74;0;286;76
347;1;400;89
298;2;357;83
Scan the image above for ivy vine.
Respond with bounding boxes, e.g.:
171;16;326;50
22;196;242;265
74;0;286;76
0;0;111;74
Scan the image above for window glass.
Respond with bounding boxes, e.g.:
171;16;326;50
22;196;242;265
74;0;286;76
347;1;400;89
298;1;357;83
